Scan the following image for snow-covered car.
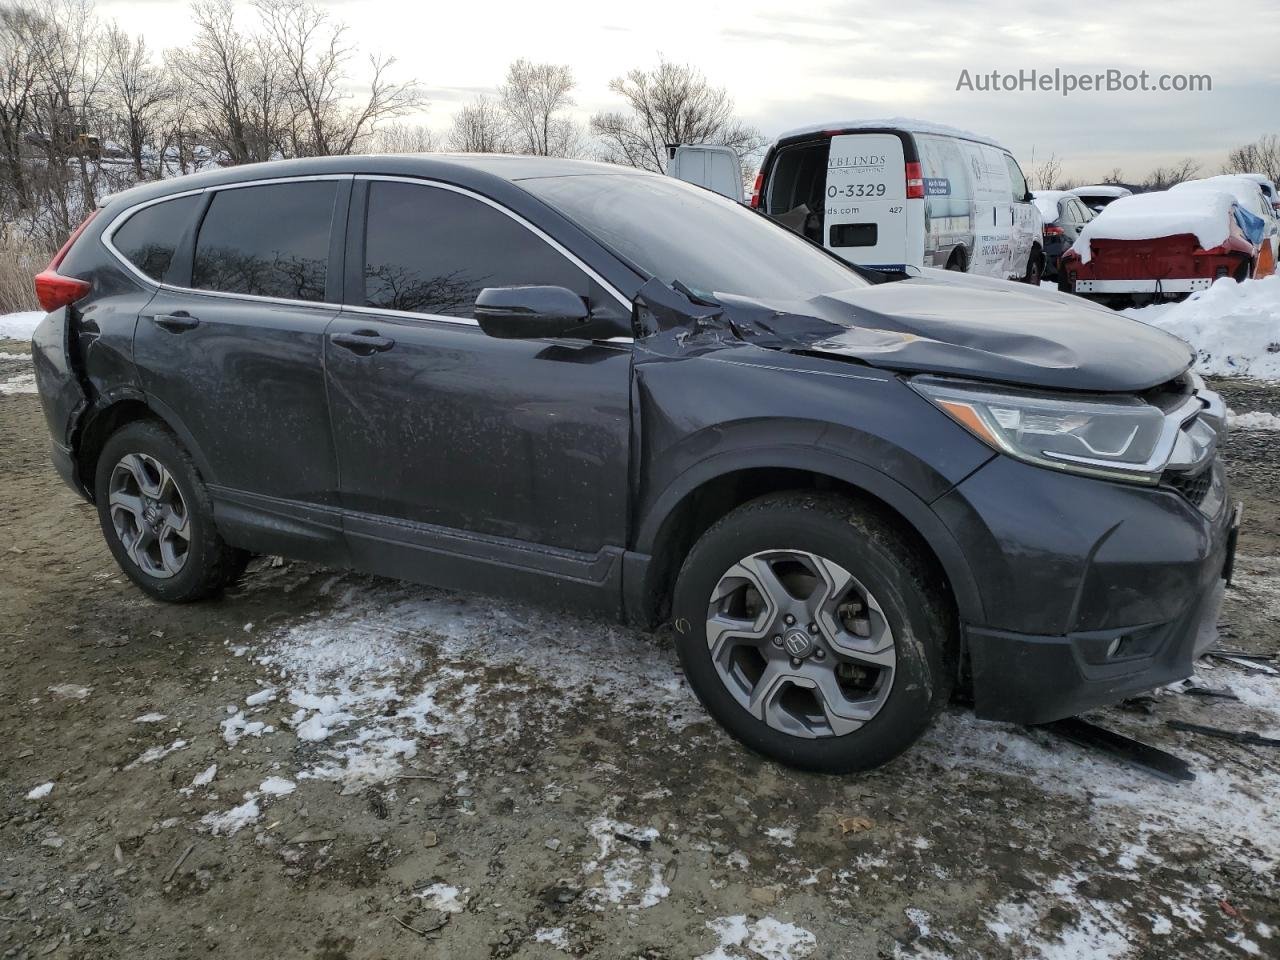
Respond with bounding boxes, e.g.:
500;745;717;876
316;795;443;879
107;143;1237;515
1058;188;1269;306
1068;184;1133;213
1171;175;1278;276
1237;172;1279;213
1032;190;1093;279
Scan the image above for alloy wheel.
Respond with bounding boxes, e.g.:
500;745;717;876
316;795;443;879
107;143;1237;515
108;452;190;579
706;549;897;738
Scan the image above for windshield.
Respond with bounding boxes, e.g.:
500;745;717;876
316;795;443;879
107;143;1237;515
522;173;870;302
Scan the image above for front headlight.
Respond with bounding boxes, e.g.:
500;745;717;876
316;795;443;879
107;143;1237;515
911;377;1174;484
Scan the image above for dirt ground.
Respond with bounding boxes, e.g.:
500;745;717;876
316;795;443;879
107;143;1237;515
2;341;1278;960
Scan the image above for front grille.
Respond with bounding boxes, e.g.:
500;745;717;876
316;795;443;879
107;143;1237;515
1167;466;1213;506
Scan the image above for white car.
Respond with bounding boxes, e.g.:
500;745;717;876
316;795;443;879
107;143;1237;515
1237;172;1280;213
1068;184;1133;213
673;118;1043;283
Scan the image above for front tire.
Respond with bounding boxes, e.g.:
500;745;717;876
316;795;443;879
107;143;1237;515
94;420;248;602
672;492;954;773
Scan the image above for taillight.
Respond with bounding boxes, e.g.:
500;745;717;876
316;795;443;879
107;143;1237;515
1044;224;1064;236
905;161;924;199
33;208;97;312
749;171;763;209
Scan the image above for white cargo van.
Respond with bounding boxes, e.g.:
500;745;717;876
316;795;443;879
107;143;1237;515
729;118;1042;282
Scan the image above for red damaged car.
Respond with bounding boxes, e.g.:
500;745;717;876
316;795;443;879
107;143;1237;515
1058;183;1273;307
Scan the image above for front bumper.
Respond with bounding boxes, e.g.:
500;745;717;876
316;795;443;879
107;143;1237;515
933;452;1239;725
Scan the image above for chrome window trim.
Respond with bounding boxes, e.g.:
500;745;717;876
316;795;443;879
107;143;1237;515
98;172;635;328
100;173;353;310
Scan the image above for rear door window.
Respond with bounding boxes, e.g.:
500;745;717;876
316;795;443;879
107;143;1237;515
111;193;201;281
192;181;337;301
361;180;589;317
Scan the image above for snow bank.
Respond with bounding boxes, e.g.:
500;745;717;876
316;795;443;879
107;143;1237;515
1069;184;1132;200
0;311;43;340
1070;190;1237;264
1123;275;1280;379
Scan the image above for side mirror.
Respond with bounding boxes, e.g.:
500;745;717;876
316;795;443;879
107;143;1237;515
474;286;591;340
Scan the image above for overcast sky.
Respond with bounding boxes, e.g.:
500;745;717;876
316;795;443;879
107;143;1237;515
100;0;1279;181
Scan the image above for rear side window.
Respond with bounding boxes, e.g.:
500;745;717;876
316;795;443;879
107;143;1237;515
111;194;201;281
193;181;336;301
361;181;588;316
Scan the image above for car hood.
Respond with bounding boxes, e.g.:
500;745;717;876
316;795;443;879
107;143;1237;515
714;269;1194;393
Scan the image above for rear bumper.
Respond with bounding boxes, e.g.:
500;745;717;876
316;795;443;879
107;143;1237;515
1073;278;1214;294
50;440;90;501
965;499;1239;724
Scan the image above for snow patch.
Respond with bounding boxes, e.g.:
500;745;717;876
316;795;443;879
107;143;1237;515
0;371;36;395
534;927;570;950
258;776;296;797
124;738;188;769
132;712;167;723
25;782;54;800
414;883;466;913
697;915;816;960
221;711;272;746
1229;410;1280;431
0;311;43;340
200;797;261;836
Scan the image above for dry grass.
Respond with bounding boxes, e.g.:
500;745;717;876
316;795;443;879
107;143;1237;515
0;229;49;315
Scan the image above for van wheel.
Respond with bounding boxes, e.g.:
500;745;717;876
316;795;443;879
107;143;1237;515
945;249;967;272
1022;247;1044;284
94;420;249;602
671;492;954;772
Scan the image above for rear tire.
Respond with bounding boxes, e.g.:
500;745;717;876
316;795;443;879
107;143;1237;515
1022;246;1044;284
945;248;967;272
671;492;954;773
94;420;249;603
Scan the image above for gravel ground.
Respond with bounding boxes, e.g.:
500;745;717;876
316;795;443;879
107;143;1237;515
1;344;1278;960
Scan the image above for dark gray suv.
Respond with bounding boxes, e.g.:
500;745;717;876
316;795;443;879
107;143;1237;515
30;155;1238;772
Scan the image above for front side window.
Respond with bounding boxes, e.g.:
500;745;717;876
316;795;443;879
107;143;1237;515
525;174;869;302
192;181;336;301
1004;154;1028;202
112;193;201;281
361;181;589;316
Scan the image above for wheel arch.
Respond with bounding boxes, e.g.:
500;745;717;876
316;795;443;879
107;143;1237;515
630;450;984;631
75;392;216;501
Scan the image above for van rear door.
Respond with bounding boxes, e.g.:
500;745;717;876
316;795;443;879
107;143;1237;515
667;145;744;202
824;133;908;269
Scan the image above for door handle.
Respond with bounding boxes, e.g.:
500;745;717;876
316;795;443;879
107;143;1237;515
330;330;396;354
152;313;200;332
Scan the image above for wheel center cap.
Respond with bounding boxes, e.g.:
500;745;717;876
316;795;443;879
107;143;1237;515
783;629;813;659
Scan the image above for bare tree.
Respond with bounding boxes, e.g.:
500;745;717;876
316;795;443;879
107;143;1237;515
1223;133;1280;184
590;60;763;174
168;0;280;165
498;59;579;157
447;96;508;153
26;0;106;235
0;2;43;211
1025;148;1064;191
255;0;422;157
366;121;438;154
101;24;167;179
1142;158;1200;191
1101;167;1125;185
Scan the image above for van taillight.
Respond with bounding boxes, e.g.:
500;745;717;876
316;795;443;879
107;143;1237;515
905;162;925;199
33;208;98;312
749;171;763;209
